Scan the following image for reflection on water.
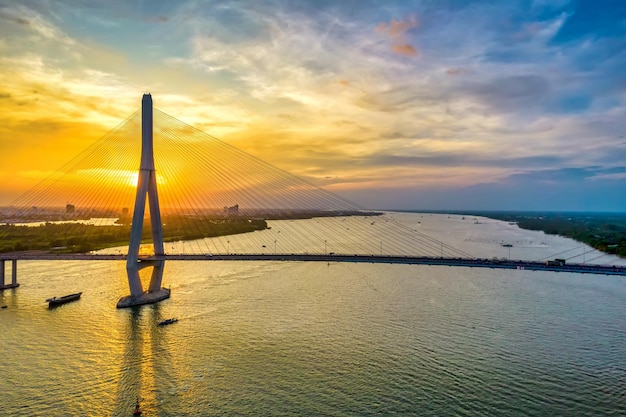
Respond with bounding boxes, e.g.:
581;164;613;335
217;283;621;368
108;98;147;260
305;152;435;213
1;213;625;416
0;287;18;309
113;308;143;416
96;212;626;266
112;304;180;415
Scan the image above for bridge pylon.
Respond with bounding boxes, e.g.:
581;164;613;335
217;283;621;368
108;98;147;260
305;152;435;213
117;93;170;308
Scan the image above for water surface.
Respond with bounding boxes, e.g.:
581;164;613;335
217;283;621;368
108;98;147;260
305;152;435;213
1;214;625;416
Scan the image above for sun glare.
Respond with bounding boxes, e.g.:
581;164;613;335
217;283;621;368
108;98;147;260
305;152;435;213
125;171;166;187
128;172;139;187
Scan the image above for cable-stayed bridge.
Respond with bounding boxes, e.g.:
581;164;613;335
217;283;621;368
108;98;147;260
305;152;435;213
1;94;624;306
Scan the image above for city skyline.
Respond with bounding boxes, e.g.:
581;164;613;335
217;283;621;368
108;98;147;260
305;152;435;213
1;0;625;211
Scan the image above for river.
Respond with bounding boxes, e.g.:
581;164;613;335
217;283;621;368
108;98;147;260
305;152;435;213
1;213;625;416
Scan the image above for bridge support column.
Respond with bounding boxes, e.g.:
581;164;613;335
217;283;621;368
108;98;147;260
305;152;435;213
11;259;17;287
117;93;169;308
0;259;19;290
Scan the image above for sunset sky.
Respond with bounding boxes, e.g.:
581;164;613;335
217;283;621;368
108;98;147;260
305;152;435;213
1;0;625;211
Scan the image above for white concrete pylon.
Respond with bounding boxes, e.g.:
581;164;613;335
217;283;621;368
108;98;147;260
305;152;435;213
117;93;169;308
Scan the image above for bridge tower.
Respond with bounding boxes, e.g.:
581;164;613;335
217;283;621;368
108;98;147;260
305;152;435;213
117;93;170;308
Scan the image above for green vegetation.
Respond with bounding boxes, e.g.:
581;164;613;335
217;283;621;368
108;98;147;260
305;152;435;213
0;216;268;254
0;222;128;253
0;209;379;254
465;211;626;257
163;216;268;241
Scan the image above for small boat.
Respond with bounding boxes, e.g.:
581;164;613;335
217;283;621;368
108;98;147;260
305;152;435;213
133;398;142;415
157;318;178;326
46;292;82;308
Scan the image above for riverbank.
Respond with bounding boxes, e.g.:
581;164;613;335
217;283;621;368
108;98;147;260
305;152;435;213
443;211;626;258
0;210;380;254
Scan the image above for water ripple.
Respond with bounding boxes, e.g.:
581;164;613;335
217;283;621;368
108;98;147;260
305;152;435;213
1;256;626;415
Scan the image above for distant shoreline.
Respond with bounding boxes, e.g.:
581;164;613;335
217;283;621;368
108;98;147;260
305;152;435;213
394;210;626;258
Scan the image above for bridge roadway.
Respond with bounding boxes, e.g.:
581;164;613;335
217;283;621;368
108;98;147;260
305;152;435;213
1;253;625;276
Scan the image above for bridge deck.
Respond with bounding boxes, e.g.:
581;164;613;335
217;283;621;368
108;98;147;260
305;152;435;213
1;253;625;276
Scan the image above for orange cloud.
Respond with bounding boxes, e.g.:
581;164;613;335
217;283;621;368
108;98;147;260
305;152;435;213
392;44;418;57
376;16;419;57
446;67;469;76
376;16;418;38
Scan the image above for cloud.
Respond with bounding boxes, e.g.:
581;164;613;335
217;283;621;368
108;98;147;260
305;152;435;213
0;4;75;46
552;0;626;42
504;167;598;184
366;153;564;169
392;44;418;57
1;0;625;210
0;8;30;26
145;15;168;23
446;68;467;76
590;172;626;181
356;86;446;112
340;166;626;211
376;15;419;57
466;75;551;113
376;16;418;38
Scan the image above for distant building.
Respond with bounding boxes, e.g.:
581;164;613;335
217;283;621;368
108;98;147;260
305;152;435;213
224;204;239;216
66;204;75;214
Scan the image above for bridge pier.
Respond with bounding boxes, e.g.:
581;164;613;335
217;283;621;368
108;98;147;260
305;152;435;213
117;258;169;308
0;259;19;290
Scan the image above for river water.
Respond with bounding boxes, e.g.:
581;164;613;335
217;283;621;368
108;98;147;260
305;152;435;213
1;213;625;416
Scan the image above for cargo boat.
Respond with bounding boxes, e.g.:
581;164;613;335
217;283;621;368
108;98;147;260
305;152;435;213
47;292;82;308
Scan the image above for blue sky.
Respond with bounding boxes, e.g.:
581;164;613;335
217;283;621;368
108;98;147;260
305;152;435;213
0;0;625;211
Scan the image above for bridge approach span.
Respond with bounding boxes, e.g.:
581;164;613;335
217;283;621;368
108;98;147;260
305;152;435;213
2;253;625;276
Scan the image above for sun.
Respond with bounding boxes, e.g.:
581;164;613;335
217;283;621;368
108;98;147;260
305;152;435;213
127;172;139;187
125;171;165;187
